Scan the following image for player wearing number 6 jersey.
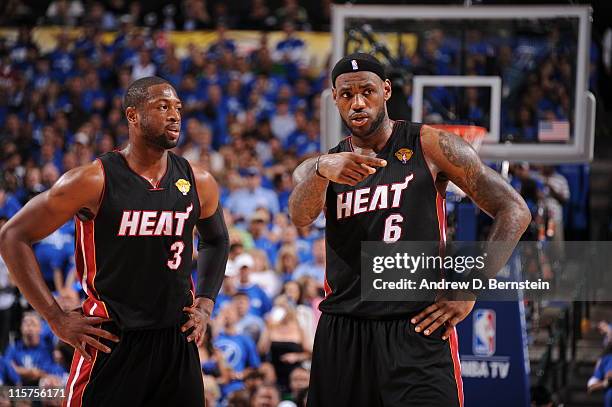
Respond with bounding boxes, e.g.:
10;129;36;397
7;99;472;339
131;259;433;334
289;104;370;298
289;54;531;407
0;77;230;406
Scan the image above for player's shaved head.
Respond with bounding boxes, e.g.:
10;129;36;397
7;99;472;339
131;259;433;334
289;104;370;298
123;76;182;149
123;76;171;111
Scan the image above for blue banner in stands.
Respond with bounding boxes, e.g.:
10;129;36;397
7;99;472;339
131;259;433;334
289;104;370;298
456;256;531;407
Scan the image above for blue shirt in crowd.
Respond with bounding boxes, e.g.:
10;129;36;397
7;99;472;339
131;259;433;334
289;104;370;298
214;331;261;397
33;221;75;287
237;284;272;317
253;235;278;266
235;313;266;344
293;261;325;285
591;354;612;407
226;187;280;219
0;357;20;385
0;194;22;219
4;340;58;379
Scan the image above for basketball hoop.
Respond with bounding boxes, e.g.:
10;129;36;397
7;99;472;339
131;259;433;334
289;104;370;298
428;124;487;153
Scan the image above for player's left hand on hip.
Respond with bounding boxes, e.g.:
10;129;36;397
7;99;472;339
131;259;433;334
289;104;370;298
182;297;213;346
411;291;475;341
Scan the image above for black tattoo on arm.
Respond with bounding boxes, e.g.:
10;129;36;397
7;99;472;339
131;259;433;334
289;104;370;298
288;157;329;227
436;131;531;277
437;132;510;217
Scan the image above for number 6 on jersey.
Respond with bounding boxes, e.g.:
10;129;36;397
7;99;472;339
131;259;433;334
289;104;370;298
383;214;404;243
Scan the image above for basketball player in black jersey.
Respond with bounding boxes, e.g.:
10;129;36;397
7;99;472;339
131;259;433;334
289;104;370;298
289;54;531;407
0;77;229;406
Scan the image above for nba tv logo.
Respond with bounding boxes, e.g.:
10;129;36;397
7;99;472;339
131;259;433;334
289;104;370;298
473;309;496;356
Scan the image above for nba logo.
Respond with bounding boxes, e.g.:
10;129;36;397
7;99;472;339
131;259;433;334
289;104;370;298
351;60;358;70
473;309;496;356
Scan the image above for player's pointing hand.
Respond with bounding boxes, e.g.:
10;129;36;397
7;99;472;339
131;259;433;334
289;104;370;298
317;152;387;186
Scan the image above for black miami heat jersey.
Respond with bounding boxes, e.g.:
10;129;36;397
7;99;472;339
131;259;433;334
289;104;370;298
321;121;445;318
75;151;200;329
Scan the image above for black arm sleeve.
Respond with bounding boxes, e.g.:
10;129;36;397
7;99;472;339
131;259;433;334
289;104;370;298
195;204;230;302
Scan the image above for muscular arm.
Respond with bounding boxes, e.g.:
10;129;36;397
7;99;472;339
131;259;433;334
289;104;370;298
288;156;329;227
411;126;531;339
421;125;531;277
288;153;386;227
0;162;104;326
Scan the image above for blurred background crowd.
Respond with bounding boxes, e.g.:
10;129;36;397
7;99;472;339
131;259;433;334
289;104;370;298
1;0;332;31
0;0;611;406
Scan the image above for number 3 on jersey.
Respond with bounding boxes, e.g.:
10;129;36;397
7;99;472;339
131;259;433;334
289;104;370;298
383;214;404;243
167;241;185;270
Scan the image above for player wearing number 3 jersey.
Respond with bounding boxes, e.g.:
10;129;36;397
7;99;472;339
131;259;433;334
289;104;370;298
289;54;530;406
0;77;230;406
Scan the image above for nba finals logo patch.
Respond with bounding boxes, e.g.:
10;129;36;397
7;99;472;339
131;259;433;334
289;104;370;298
175;179;191;196
473;309;496;356
394;148;413;164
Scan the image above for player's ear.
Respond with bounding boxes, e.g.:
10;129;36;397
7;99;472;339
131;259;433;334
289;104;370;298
125;106;138;124
331;87;338;105
383;79;392;101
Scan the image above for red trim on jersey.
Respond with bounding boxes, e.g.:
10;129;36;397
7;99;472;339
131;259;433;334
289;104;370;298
75;219;109;318
74;220;85;284
189;275;196;306
68;220;107;406
64;348;99;407
92;158;106;221
435;194;447;245
323;272;332;298
185;160;202;218
116;151;170;189
449;327;464;407
347;136;355;152
433;171;461;407
418;125;438;187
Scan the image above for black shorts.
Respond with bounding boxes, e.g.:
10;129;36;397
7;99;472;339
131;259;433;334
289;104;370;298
307;313;463;407
63;316;204;407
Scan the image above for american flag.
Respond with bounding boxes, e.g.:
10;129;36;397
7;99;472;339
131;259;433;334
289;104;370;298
538;120;570;142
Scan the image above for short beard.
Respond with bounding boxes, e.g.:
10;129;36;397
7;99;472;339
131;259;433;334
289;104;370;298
140;114;177;150
342;108;386;140
147;133;177;150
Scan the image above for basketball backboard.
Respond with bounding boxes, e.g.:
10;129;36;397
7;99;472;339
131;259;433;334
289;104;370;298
322;5;595;163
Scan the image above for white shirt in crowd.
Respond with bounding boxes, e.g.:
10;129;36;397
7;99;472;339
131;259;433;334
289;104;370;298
536;172;570;224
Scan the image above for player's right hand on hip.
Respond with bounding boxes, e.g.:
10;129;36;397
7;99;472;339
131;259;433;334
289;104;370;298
318;152;387;186
50;310;119;361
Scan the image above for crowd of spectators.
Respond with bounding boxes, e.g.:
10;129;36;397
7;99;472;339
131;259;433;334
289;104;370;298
1;0;332;32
